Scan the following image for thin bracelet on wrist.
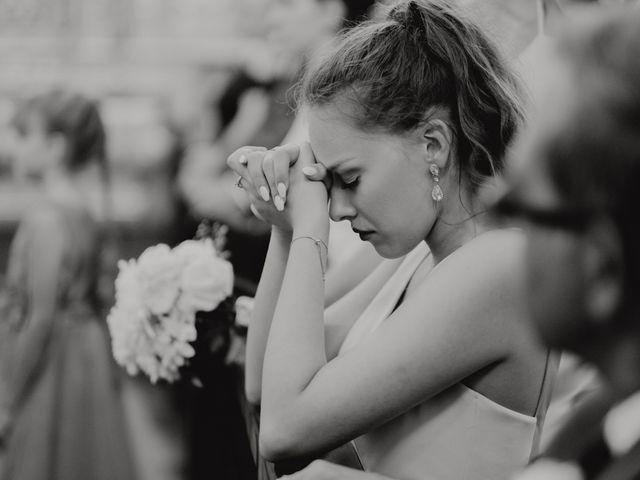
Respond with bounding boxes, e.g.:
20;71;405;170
291;235;328;281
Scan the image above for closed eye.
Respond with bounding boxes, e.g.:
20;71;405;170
340;176;359;190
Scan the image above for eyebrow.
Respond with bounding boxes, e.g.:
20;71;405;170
318;157;357;174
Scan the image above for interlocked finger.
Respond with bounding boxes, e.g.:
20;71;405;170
246;150;272;203
271;148;292;211
227;145;267;176
261;149;278;206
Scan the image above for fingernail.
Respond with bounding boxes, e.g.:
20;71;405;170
259;186;270;202
274;195;284;211
302;166;316;176
239;155;247;165
277;183;287;199
264;151;274;163
250;203;262;220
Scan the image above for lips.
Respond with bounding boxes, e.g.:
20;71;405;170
352;227;375;241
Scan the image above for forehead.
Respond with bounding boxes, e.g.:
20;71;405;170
307;102;407;169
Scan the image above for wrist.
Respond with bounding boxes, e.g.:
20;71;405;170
272;226;293;243
292;224;329;245
290;234;329;281
292;215;329;243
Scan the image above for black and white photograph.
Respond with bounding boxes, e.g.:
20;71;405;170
1;1;639;479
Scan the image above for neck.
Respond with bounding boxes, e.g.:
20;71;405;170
425;192;491;264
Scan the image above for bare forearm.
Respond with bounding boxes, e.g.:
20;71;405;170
261;225;329;423
245;227;292;404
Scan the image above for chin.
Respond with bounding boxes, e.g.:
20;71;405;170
373;240;420;259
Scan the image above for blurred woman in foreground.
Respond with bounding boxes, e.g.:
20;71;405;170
497;6;640;479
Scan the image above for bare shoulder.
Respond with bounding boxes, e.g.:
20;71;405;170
412;229;525;293
451;228;525;277
358;229;529;402
404;229;527;348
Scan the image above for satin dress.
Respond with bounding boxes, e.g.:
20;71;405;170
338;242;556;480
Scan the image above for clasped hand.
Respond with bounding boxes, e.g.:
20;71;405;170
227;142;330;234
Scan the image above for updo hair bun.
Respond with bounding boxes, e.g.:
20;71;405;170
389;0;424;31
299;0;525;194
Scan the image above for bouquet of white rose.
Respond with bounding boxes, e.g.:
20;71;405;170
107;229;234;384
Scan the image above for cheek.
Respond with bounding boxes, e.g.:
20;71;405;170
374;196;432;257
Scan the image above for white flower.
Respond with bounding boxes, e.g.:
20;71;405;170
107;237;235;384
108;306;199;384
107;304;150;376
177;255;233;313
162;308;197;343
234;296;254;328
114;260;144;309
137;244;182;315
174;238;218;265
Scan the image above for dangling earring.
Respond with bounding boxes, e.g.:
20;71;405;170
429;164;443;202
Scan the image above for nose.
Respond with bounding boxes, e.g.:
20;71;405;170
329;187;357;222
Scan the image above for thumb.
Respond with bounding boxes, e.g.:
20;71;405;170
302;163;327;182
299;142;330;189
297;141;315;167
299;142;325;179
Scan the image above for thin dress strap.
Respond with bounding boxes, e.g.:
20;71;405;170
338;243;431;355
531;350;560;458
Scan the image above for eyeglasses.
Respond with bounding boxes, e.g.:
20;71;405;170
492;193;595;231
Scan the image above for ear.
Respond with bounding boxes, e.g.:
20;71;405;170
582;219;624;326
421;119;453;170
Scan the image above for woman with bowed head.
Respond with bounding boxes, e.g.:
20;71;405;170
229;1;555;479
0;90;135;480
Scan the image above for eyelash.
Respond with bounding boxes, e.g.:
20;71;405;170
341;176;359;190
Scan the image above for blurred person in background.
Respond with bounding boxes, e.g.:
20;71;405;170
175;71;292;295
495;5;640;478
0;89;135;480
177;0;377;297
